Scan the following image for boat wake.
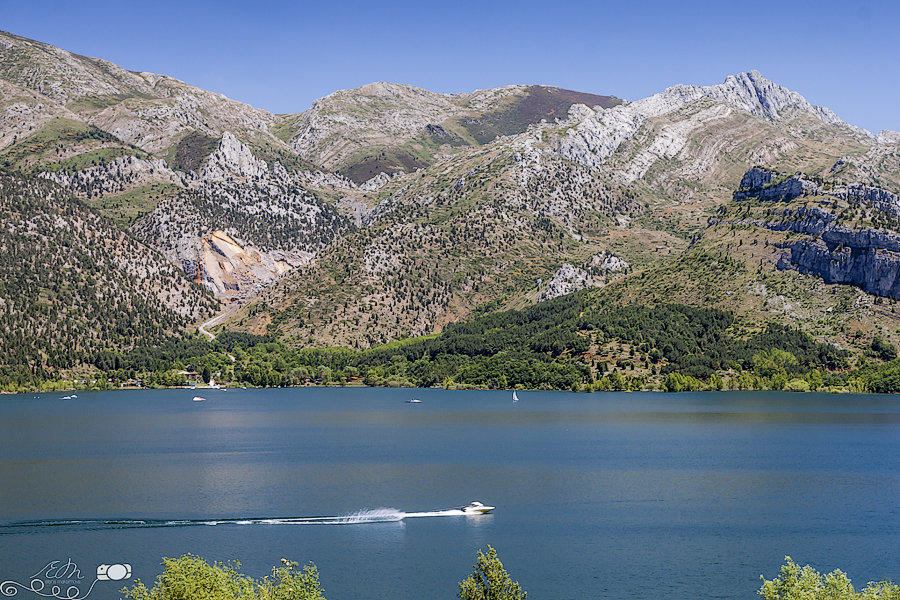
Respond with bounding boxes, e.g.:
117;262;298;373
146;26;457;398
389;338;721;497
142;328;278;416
0;508;476;534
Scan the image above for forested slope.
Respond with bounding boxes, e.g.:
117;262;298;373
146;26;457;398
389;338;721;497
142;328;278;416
0;171;217;388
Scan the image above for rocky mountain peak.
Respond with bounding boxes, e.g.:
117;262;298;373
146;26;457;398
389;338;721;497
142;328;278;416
710;70;846;127
201;131;269;181
554;70;872;174
877;130;900;145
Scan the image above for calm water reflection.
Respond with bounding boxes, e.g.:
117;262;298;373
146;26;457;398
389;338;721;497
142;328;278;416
1;389;898;600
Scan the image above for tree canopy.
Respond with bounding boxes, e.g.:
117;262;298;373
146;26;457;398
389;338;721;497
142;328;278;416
759;557;900;600
458;546;527;600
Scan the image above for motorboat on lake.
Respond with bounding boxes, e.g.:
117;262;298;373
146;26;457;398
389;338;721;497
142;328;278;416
192;396;206;402
406;398;422;403
461;501;495;514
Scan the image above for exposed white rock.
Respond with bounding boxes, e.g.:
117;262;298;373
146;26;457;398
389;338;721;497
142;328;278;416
876;130;900;145
359;171;395;191
618;103;734;182
555;70;871;173
588;251;628;273
539;263;590;301
202;132;269;181
539;251;630;301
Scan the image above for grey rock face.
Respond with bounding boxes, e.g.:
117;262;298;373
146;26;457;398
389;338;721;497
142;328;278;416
733;167;900;217
831;184;900;218
727;168;900;299
202;132;269;181
733;167;819;202
359;171;395;191
706;70;848;126
780;237;900;300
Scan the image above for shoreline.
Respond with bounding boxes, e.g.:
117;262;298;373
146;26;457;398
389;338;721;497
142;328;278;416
0;382;865;396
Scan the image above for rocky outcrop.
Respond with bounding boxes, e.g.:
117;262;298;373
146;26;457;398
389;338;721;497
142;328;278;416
702;71;850;126
539;264;591;301
779;235;900;299
877;130;900;145
732;167;820;202
734;186;900;300
732;166;900;217
359;171;395;192
539;251;629;301
201;132;269;181
724;167;900;300
586;251;629;274
831;184;900;218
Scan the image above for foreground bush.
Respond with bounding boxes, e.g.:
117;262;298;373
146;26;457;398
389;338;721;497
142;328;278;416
458;545;526;600
760;557;900;600
122;555;325;600
124;549;526;600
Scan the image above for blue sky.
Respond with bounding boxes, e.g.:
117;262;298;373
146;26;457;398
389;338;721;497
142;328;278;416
4;0;899;132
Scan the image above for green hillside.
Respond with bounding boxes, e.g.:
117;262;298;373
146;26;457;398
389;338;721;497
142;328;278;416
0;171;217;390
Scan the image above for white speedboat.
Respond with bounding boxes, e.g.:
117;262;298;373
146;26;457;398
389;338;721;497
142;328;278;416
406;398;422;403
461;501;495;514
192;396;207;402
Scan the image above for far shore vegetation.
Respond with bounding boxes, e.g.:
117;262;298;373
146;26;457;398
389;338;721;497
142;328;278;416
4;294;900;394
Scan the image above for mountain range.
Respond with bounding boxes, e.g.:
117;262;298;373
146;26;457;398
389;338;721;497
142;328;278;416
2;29;899;377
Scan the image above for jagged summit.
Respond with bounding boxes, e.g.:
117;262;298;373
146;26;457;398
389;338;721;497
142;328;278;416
706;70;857;129
639;70;861;132
552;69;874;175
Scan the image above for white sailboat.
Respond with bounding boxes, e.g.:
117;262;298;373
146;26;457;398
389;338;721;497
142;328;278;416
512;391;519;403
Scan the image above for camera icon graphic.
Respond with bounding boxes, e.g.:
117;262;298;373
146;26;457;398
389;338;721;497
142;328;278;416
96;564;131;581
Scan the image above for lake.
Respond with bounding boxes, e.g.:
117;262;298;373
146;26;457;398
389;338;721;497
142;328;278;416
1;388;898;600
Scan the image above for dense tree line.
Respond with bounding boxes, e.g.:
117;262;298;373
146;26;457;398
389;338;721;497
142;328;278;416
11;292;884;393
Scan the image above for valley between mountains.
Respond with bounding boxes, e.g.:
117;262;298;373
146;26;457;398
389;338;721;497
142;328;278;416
3;29;900;392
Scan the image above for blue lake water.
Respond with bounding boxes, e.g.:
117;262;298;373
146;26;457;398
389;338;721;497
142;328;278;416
1;388;898;600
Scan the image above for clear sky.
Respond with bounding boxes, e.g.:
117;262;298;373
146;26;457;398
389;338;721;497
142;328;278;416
4;0;899;133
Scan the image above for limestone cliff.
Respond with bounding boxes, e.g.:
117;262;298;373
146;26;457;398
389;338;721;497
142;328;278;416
725;167;900;300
